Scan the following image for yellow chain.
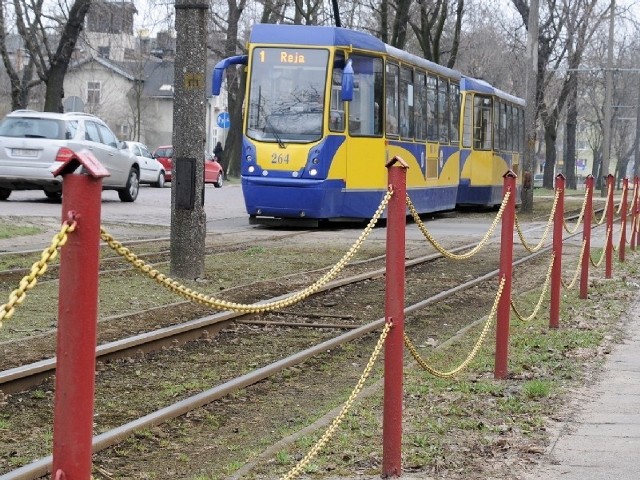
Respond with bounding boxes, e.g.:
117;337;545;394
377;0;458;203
101;191;391;313
279;322;392;480
590;228;611;268
595;184;612;225
515;189;559;252
561;239;587;290
0;221;76;327
404;276;505;378
563;187;590;234
616;182;627;215
407;191;510;260
511;253;555;321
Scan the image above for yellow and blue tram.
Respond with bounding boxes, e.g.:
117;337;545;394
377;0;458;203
212;24;524;224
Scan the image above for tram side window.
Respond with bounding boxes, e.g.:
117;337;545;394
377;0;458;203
473;95;492;150
517;107;524;153
462;95;472;148
426;75;438;141
450;83;460;144
349;55;383;136
415;71;427;141
508;105;516;151
329;53;345;132
499;102;508;150
386;63;399;136
399;66;414;139
437;79;449;143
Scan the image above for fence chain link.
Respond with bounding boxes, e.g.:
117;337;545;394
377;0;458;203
515;190;559;252
561;240;587;290
590;228;611;267
594;184;612;225
407;192;510;260
563;188;590;234
279;322;392;480
404;276;505;378
0;221;76;327
511;254;555;321
101;191;391;313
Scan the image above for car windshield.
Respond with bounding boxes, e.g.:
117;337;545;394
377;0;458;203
0;117;67;140
156;148;173;157
246;47;329;144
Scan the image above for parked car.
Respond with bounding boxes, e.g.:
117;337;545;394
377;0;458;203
153;145;224;187
152;145;173;181
533;174;544;188
0;110;140;202
124;141;165;188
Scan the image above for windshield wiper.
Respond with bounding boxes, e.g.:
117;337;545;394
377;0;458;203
265;116;286;149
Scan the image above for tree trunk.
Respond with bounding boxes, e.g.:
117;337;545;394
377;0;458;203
565;72;578;189
43;0;92;112
542;119;557;188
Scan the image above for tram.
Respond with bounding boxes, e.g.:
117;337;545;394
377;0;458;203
212;24;524;224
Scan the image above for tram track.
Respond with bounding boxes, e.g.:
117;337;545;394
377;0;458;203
0;218;592;479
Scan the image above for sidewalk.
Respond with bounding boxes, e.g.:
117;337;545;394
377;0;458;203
521;297;640;480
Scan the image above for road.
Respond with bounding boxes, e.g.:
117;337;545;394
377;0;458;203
0;182;520;253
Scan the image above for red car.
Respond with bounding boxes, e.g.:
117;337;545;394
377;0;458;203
152;145;224;187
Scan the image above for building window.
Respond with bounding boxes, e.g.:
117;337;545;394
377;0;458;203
118;124;130;139
87;82;101;105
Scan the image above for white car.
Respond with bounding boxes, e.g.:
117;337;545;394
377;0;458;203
124;141;166;188
0;110;140;201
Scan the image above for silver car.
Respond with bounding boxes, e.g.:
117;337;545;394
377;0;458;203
124;141;166;188
0;110;140;202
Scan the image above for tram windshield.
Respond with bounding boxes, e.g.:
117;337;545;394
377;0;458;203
247;48;329;143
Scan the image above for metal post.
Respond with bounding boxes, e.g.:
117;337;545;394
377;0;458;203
52;174;103;480
605;174;615;278
631;176;638;251
382;157;407;477
494;172;516;380
550;174;565;328
580;176;594;299
619;177;628;262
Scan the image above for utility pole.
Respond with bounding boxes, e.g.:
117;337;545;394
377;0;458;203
601;0;615;195
522;0;539;213
170;0;208;279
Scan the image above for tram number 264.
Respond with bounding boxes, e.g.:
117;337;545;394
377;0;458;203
271;153;290;164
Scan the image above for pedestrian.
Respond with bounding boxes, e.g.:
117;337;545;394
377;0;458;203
214;141;225;176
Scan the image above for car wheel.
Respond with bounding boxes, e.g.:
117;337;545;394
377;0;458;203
213;172;223;188
118;168;140;202
0;187;11;201
44;190;62;201
153;172;165;188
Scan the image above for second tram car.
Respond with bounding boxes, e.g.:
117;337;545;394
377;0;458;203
212;24;524;224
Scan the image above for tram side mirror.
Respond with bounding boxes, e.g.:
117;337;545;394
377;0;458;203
341;59;354;102
212;55;248;96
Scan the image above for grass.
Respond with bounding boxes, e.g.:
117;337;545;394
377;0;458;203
0;221;42;240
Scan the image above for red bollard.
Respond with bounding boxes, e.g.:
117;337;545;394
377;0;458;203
382;156;408;478
631;176;638;251
580;176;594;299
550;174;565;329
619;178;628;262
605;175;615;279
51;149;109;480
494;172;516;380
635;176;640;248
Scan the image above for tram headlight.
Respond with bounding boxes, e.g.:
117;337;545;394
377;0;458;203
292;171;299;177
248;165;255;173
309;168;318;176
262;170;269;176
312;157;319;164
246;155;253;162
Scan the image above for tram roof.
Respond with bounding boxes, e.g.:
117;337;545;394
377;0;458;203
461;77;525;106
249;24;387;52
249;24;461;80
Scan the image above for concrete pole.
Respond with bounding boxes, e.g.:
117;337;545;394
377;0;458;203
601;0;615;196
170;0;209;279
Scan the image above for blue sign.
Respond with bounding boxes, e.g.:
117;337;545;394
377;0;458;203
217;112;230;129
